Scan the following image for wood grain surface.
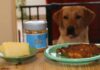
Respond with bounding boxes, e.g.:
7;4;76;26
0;53;100;70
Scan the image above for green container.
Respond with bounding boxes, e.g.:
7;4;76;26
0;47;38;64
44;43;100;65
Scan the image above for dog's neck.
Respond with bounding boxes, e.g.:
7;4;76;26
58;28;89;43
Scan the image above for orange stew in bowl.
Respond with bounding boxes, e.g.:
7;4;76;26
57;44;100;58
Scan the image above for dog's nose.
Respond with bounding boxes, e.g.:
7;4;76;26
67;26;75;35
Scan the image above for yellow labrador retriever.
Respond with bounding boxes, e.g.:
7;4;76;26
53;6;96;43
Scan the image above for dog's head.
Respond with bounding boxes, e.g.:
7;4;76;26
53;6;96;38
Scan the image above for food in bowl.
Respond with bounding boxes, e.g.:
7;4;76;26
57;44;100;58
1;42;30;57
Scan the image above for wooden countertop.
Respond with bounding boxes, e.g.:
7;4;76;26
0;53;100;70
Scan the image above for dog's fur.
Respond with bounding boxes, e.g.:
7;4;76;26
53;6;96;44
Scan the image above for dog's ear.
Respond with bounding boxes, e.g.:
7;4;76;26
83;7;96;25
53;9;63;26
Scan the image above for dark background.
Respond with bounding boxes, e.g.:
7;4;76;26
46;0;100;43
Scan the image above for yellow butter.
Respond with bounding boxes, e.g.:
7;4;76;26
2;42;30;57
0;45;3;53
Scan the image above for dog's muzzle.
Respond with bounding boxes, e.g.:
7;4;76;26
67;26;77;37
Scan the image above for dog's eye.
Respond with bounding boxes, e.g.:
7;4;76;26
64;16;68;19
76;15;82;19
